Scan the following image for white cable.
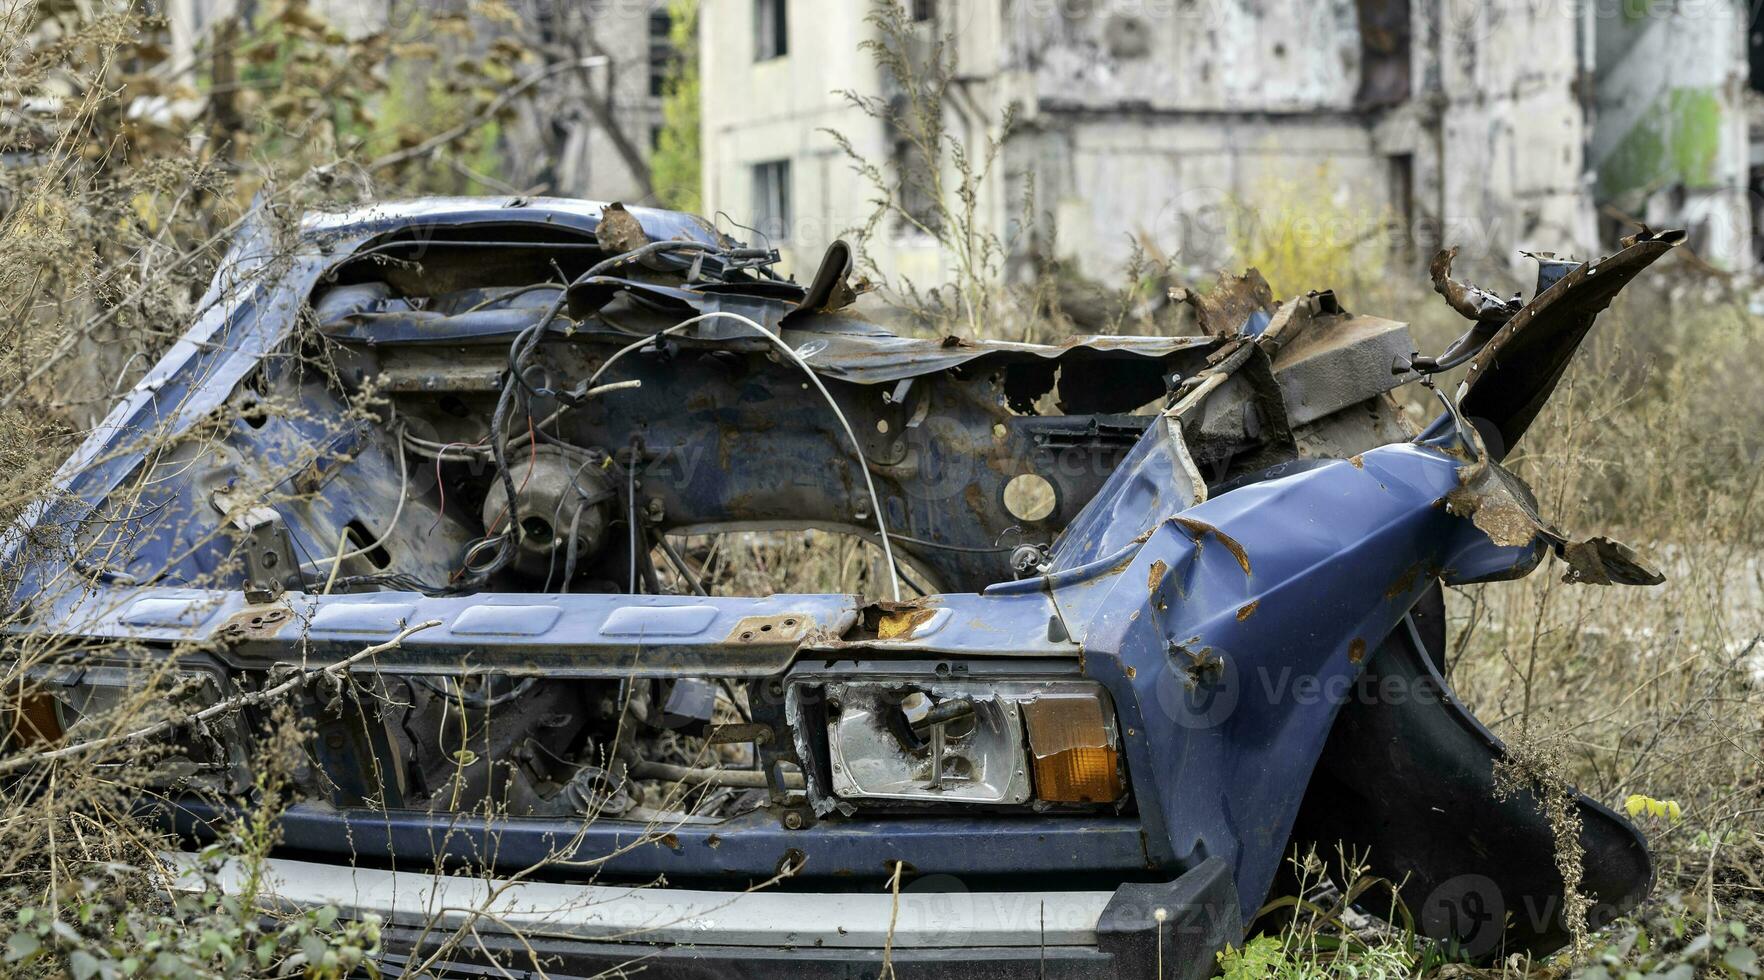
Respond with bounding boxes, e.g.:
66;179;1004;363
583;312;902;602
310;432;410;569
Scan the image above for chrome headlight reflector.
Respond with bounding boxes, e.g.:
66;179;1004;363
819;679;1123;807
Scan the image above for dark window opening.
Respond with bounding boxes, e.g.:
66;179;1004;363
893;138;942;234
755;0;788;60
911;0;935;22
649;8;674;98
752;159;793;243
1751;20;1764;93
1750;166;1764;265
1354;0;1411;108
1387;152;1414;259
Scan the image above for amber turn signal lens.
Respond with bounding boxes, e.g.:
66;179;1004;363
1032;745;1124;803
1023;692;1124;803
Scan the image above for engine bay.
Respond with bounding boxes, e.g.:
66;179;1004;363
49;208;1425;826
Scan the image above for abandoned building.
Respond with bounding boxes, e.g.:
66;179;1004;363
700;0;1758;285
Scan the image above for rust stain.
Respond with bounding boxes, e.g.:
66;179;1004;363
1385;562;1422;600
727;613;811;644
1349;454;1364;469
1124;665;1136;679
217;605;292;643
878;607;938;640
1147;559;1169;593
1173;516;1252;576
1235;600;1259;621
1348;638;1367;664
962;483;986;521
1104;551;1138;578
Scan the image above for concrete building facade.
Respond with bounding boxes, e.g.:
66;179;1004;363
700;0;1757;285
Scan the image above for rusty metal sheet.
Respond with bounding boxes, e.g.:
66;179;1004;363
1460;228;1683;457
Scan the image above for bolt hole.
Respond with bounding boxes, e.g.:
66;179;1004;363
521;516;554;545
344;519;392;569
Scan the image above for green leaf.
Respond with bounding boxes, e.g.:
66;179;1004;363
1217;936;1288;980
67;949;100;980
300;931;329;966
5;931;41;963
1724;946;1760;977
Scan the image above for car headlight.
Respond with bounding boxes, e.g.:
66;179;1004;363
818;679;1124;807
11;662;248;791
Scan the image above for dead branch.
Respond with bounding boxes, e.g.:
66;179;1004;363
367;56;608;173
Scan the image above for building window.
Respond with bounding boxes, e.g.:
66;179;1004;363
752;160;792;243
649;7;674;98
893;139;941;234
754;0;788;60
910;0;934;22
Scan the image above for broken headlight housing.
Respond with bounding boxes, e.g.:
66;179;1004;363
16;660;249;792
809;679;1126;810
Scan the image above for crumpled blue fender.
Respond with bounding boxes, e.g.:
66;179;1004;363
1046;433;1543;927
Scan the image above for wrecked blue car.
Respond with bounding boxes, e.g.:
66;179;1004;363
2;198;1680;977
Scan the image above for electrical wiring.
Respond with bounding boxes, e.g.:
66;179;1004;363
411;674;538;709
395;380;641;462
578;311;903;602
627;446;640;595
306;432;410;574
540;452;607;593
474;240;743;579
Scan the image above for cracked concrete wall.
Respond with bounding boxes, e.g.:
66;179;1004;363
698;0;1752;289
1003;0;1391;281
1416;0;1597;270
1590;0;1751;269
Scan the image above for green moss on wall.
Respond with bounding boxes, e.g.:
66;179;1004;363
1597;86;1723;199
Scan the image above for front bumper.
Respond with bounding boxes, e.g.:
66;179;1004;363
167;853;1239;980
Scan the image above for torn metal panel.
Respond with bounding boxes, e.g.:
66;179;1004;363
1459;227;1684;458
1169;267;1276;337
